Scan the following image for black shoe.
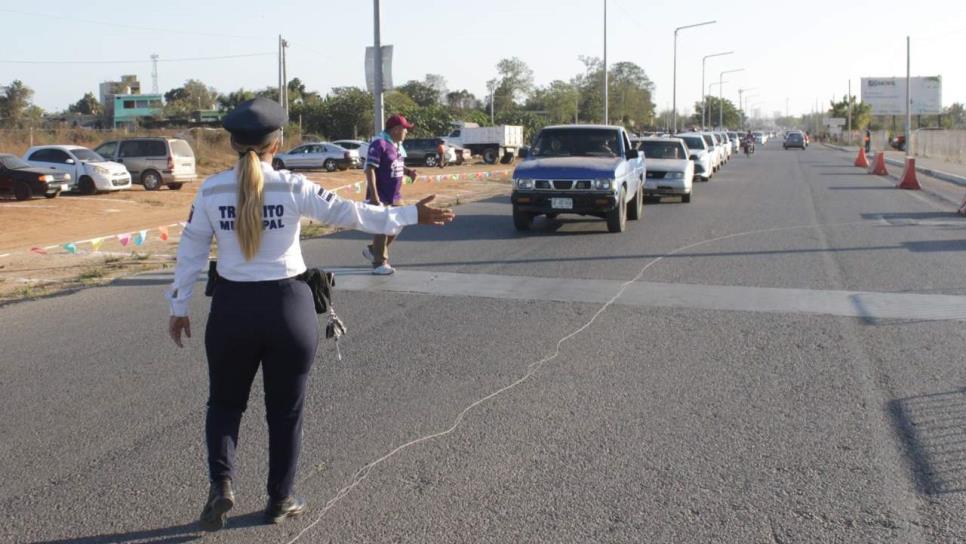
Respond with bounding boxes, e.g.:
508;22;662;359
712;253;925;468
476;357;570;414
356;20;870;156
264;496;306;524
199;478;235;531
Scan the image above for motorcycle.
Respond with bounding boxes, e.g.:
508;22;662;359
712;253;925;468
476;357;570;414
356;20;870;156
741;140;755;157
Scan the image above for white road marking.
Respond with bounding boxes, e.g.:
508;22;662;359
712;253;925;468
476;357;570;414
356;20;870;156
331;269;966;323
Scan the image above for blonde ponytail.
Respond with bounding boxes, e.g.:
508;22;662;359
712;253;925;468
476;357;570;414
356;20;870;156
235;149;265;260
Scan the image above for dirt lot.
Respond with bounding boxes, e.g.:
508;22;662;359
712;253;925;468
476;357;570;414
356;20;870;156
0;160;514;304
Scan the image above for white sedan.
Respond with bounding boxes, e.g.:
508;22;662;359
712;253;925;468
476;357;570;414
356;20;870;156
23;145;131;195
639;137;694;203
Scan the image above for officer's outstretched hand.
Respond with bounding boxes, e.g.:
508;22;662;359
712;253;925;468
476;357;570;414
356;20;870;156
416;195;455;226
169;316;191;348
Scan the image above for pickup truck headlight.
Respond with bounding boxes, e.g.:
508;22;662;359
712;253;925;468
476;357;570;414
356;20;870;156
38;174;54;182
513;178;534;190
594;179;613;190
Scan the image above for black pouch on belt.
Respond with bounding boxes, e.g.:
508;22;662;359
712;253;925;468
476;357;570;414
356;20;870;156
296;268;335;314
204;261;219;296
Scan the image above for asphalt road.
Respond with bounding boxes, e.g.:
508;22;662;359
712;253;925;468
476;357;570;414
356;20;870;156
4;142;966;543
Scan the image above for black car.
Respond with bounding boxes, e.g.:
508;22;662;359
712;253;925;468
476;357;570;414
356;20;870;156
783;132;806;150
0;153;72;200
404;138;446;167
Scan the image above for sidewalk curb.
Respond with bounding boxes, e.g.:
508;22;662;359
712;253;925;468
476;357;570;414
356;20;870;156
821;143;966;204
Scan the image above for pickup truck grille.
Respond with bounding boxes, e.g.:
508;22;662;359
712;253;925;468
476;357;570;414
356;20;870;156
646;171;667;179
533;180;593;190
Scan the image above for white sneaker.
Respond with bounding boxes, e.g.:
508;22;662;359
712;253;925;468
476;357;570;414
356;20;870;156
371;264;395;276
362;246;374;263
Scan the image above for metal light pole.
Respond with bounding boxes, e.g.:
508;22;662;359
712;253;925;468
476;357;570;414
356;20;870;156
373;0;384;135
603;0;608;124
738;87;756;128
905;36;911;158
718;68;744;128
702;51;733;129
673;20;716;133
847;79;852;145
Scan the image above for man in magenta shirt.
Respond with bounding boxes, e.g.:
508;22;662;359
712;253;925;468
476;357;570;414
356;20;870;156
363;114;419;275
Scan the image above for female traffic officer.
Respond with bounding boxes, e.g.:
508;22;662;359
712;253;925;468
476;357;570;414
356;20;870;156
165;97;454;531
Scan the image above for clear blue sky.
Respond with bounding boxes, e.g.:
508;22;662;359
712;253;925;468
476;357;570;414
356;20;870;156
2;0;963;119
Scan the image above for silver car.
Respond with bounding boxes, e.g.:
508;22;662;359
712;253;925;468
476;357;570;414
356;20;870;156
94;137;196;191
332;140;370;169
272;142;360;172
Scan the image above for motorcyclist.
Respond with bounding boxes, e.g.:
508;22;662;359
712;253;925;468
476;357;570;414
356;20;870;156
742;131;755;155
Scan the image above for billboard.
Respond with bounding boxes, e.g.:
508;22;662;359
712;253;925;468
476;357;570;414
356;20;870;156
861;76;942;115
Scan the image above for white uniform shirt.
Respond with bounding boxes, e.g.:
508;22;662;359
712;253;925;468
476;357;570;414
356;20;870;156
166;161;417;316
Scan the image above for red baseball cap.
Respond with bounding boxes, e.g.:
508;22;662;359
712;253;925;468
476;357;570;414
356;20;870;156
385;114;414;130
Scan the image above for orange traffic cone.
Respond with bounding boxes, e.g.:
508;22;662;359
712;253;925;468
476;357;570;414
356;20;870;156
898;157;921;190
870;152;889;176
854;147;869;168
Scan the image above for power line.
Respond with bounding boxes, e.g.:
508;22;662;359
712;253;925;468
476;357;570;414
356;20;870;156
0;53;275;65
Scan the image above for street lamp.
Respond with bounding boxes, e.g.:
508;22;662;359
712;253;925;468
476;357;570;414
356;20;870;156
718;68;744;128
673;20;716;133
738;87;757;129
702;51;733;129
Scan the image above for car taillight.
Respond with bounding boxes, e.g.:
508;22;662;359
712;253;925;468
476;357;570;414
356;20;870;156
167;155;174;170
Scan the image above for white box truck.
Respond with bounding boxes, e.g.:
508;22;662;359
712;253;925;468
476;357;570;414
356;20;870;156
444;122;524;164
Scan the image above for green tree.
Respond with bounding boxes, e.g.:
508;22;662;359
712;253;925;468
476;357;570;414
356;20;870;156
828;94;871;131
492;57;534;113
691;96;741;129
68;92;102;116
164;79;219;116
942;102;965;129
217;88;256;111
0;80;35;128
397;80;440;108
526;80;578;125
446;89;479;112
314;86;373;139
608;61;656;129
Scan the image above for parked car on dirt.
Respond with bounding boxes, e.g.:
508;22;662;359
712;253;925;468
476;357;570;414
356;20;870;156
94;137;196;191
272;142;359;171
332;139;369;169
23;145;131;195
0;153;72;200
403;138;449;167
639;137;694;203
511;124;645;233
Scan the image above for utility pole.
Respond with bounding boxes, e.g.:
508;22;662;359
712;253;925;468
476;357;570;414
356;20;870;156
373;0;385;135
150;54;159;95
278;35;285;146
281;38;289;122
718;68;743;128
905;36;911;158
702;51;733;129
487;80;496;125
603;0;608;124
847;80;852;145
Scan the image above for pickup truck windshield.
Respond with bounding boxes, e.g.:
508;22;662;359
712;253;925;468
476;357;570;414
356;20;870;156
532;129;621;158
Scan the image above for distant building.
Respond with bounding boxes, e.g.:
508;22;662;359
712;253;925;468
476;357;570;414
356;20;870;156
100;75;163;128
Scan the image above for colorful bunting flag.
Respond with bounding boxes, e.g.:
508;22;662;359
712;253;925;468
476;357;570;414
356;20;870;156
90;238;104;251
133;230;147;246
63;242;77;254
30;247;47;255
118;233;131;247
354;182;362;193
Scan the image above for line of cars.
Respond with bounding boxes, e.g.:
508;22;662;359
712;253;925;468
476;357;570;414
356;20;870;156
1;137;198;201
271;138;468;172
510;125;754;232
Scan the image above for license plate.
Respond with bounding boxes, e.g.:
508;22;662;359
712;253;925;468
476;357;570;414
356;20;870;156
59;184;69;191
551;198;573;210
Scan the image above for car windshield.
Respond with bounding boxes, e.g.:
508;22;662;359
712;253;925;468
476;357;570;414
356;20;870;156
532;129;621;158
681;136;704;149
71;148;105;162
0;155;32;169
641;142;685;160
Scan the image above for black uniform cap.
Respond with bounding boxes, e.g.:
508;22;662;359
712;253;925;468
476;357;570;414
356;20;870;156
223;97;285;146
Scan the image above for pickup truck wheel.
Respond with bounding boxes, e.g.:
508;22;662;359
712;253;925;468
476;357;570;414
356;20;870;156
168;183;184;190
425;155;438;167
682;193;692;203
606;188;627;233
141;170;162;191
512;206;532;231
499;152;513;164
79;176;97;195
627;186;643;220
482;148;498;164
13;181;32;201
324;159;337;172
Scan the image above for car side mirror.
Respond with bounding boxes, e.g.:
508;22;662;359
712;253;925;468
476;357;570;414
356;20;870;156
519;147;530;159
65;159;75;164
626;148;639;159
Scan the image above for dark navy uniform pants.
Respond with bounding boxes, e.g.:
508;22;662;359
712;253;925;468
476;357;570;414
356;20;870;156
204;277;318;501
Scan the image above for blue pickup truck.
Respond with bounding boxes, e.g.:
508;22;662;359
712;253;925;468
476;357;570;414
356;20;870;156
511;125;645;233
